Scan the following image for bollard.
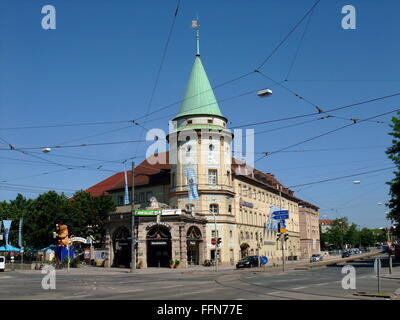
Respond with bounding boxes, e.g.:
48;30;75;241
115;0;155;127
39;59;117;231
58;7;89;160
389;255;393;275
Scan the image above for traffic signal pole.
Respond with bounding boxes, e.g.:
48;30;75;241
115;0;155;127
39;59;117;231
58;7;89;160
279;190;285;273
130;161;136;272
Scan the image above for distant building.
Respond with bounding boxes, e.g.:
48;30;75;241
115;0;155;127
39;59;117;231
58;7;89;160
299;201;320;259
319;219;335;233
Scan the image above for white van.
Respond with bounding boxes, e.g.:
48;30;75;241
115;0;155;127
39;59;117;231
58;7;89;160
0;256;5;272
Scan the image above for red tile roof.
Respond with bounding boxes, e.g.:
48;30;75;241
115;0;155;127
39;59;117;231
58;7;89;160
319;219;335;225
85;152;170;196
85;152;317;209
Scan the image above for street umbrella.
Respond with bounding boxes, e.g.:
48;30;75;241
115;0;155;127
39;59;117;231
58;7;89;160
0;244;21;252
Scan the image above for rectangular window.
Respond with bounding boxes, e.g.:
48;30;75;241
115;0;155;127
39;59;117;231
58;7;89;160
208;169;217;185
139;193;145;203
118;196;124;206
146;191;153;202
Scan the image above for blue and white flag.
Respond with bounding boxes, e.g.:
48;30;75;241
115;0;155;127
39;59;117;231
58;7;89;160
18;217;23;248
124;163;130;205
185;169;199;201
2;220;12;246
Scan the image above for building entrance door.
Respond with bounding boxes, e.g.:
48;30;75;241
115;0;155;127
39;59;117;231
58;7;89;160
146;226;171;267
187;241;199;265
187;226;202;265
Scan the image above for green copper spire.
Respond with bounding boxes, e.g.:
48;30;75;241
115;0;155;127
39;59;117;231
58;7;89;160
175;20;224;120
175;55;224;119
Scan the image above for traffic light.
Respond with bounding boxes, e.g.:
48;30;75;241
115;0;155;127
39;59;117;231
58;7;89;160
217;238;222;245
276;233;281;241
284;234;289;242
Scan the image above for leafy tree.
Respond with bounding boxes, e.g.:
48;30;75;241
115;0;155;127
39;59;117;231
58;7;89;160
69;191;115;246
344;223;359;248
386;112;400;236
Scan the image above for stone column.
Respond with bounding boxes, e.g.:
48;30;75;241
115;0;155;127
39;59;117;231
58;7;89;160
137;222;147;268
180;225;188;268
171;224;181;264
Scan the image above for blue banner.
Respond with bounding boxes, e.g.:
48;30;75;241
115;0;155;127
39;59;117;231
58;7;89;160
18;217;23;248
185;169;199;201
123;163;130;205
2;220;12;246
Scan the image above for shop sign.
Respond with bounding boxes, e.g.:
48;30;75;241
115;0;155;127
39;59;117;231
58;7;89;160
134;210;161;216
161;209;182;216
150;241;168;246
240;199;254;208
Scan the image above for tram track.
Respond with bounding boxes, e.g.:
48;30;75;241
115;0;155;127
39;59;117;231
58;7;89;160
214;273;359;300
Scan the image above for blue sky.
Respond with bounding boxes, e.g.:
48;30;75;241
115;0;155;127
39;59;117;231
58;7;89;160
1;0;399;228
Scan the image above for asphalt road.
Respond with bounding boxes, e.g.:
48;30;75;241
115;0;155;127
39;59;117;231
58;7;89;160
0;255;399;300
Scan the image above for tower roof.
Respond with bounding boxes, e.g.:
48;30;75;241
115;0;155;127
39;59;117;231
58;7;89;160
175;55;225;120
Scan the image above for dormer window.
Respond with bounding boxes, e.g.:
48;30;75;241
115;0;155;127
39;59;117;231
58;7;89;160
187;120;193;125
208;119;213;124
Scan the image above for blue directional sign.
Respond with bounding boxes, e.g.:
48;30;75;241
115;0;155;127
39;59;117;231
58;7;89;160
273;214;289;220
272;210;289;220
279;220;286;228
260;256;268;265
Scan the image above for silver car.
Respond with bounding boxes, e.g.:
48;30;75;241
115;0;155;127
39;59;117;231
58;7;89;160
310;254;324;262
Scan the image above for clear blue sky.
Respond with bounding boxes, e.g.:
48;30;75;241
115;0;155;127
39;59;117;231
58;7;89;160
1;0;399;228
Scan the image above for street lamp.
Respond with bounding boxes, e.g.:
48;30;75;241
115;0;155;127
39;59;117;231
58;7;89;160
257;88;273;98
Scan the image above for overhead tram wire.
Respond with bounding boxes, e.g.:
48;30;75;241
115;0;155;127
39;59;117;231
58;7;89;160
255;108;400;163
232;91;400;129
0;2;322;134
285;4;315;81
256;0;321;70
133;0;181;160
255;70;392;124
287;167;395;189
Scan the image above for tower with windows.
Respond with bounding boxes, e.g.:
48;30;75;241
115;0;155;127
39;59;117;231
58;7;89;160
168;21;235;263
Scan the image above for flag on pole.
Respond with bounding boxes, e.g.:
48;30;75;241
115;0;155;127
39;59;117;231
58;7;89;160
192;20;199;28
185;169;199;201
18;217;23;248
124;163;130;205
2;220;12;246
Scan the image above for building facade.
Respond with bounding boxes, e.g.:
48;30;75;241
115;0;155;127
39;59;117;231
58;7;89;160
86;42;319;268
299;201;321;259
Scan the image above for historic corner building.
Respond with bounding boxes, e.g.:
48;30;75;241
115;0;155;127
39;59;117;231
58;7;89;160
86;44;320;269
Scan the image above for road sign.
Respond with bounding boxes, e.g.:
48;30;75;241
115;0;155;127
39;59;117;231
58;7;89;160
211;238;217;245
280;220;286;228
273;214;289;220
374;258;382;274
273;210;289;215
272;210;289;220
280;228;287;233
260;256;268;265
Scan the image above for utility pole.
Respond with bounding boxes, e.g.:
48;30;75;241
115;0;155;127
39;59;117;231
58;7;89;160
130;161;136;272
279;189;285;273
213;211;218;272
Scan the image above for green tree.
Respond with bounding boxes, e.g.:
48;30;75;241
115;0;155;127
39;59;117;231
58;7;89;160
23;191;71;249
386;112;400;236
344;223;359;248
69;191;115;246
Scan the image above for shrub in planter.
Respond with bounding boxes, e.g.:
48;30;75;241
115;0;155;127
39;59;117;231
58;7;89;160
169;259;175;268
174;259;180;268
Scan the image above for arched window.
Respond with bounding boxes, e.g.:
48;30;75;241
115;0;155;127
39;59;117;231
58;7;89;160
186;204;195;212
210;204;219;215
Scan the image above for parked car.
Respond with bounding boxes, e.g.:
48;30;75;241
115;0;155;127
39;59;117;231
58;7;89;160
236;256;259;269
0;256;5;272
342;251;351;258
310;254;323;262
